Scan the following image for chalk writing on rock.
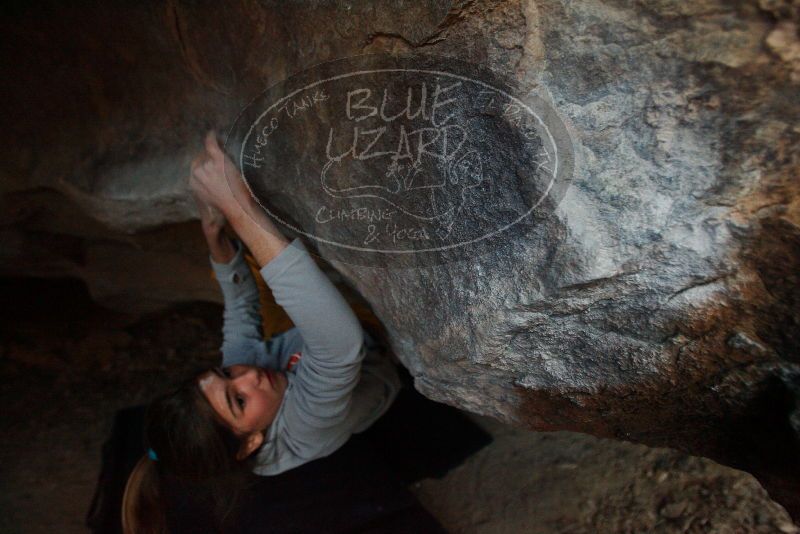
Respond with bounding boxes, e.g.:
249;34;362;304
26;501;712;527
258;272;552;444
231;54;573;267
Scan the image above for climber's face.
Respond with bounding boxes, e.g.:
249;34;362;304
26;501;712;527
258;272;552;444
198;365;288;457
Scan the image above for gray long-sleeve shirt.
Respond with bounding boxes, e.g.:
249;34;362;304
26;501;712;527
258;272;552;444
209;237;401;476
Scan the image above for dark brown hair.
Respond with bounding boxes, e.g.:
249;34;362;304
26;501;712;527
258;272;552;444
122;372;256;534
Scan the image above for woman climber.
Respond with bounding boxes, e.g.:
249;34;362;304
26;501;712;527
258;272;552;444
121;131;401;533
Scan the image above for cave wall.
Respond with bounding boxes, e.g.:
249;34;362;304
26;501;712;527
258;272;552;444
2;0;800;513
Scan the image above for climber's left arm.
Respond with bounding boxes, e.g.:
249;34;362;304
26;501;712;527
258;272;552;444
204;226;275;369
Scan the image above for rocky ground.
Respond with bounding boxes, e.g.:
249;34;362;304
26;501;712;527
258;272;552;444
0;278;797;534
413;417;799;533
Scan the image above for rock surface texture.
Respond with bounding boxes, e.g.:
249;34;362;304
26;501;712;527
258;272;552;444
2;0;799;517
413;416;800;533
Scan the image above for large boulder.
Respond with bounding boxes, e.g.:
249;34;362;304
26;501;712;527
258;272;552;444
2;0;799;516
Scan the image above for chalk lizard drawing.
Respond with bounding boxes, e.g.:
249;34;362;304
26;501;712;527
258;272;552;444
319;146;485;239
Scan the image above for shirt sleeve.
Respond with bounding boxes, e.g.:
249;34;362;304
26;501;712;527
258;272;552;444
210;238;274;369
258;237;366;454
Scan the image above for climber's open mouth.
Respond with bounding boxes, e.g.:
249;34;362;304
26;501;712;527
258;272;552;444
265;368;274;387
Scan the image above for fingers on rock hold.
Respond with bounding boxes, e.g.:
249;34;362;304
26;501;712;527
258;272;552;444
205;130;222;156
191;153;207;173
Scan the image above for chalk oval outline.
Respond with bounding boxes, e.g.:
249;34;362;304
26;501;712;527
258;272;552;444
233;55;571;255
